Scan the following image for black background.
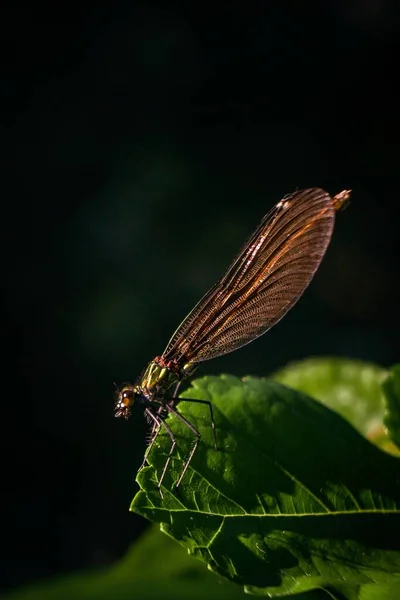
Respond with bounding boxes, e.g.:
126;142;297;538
2;1;400;592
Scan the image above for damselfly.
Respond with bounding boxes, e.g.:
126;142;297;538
115;188;350;491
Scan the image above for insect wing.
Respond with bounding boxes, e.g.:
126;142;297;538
163;188;337;364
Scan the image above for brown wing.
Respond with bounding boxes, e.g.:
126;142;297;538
162;188;340;364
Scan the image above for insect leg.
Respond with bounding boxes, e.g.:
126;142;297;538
154;415;177;493
144;407;178;494
166;405;201;488
174;397;217;450
171;380;182;399
139;408;162;471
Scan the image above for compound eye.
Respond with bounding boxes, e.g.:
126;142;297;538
120;387;135;408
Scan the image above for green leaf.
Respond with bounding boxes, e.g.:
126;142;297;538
272;358;388;443
358;582;400;600
131;374;400;598
3;526;247;600
382;364;400;450
272;358;400;455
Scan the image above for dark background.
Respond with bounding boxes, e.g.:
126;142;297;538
2;1;400;593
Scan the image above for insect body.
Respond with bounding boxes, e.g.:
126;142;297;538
115;187;350;491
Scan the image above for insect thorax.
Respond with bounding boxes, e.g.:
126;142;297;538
135;356;196;402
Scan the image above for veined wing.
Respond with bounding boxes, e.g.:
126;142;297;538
162;188;346;365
